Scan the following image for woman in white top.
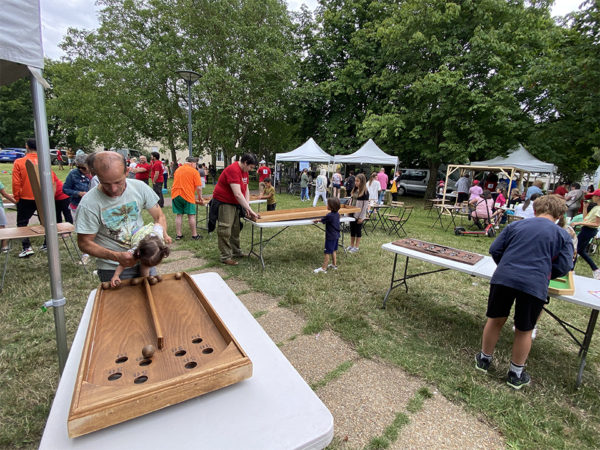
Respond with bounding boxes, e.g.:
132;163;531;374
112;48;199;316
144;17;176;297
514;193;542;219
367;172;381;201
313;169;328;207
332;169;343;199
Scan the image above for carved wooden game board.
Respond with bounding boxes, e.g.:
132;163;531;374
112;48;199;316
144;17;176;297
248;204;361;223
68;272;252;438
392;239;484;265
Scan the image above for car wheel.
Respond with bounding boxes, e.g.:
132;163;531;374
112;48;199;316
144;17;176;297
397;186;406;196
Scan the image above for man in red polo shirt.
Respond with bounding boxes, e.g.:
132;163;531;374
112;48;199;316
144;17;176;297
258;160;271;195
134;155;151;184
212;153;259;265
150;152;164;208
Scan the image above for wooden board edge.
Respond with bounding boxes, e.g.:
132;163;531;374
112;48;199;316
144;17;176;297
68;359;252;438
68;286;105;420
548;271;575;296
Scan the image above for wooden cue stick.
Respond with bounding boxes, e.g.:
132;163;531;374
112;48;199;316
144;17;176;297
144;278;164;349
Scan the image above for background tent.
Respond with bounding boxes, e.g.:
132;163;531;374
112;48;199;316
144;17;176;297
275;138;333;186
0;0;68;373
470;144;556;173
334;139;398;172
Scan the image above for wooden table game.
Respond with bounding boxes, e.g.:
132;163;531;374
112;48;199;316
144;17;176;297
195;196;266;231
68;272;252;437
244;205;359;270
381;241;600;388
40;273;334;449
0;222;86;293
392;239;484;265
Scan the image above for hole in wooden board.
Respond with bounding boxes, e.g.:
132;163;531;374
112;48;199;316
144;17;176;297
185;361;197;369
134;376;148;384
139;359;152;367
202;348;214;354
192;338;203;344
175;350;186;357
115;357;128;364
108;373;122;381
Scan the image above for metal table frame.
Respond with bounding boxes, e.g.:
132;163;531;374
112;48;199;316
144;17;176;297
431;204;460;232
380;242;599;388
246;216;355;270
369;204;391;232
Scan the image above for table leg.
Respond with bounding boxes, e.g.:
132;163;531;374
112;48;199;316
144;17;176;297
431;207;444;229
247;226;289;270
576;309;598;388
444;209;458;232
66;233;88;273
0;240;10;293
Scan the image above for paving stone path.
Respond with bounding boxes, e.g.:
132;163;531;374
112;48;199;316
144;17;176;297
163;248;505;449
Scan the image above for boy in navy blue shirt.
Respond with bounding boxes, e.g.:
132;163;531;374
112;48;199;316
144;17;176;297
475;195;573;389
313;197;341;273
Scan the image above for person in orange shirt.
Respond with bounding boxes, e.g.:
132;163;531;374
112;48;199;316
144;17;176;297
171;156;203;241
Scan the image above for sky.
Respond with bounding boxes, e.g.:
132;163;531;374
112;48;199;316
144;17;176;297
41;0;585;60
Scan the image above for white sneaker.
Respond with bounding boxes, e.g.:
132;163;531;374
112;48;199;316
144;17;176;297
349;247;359;253
346;246;354;252
313;267;327;274
79;254;90;265
327;264;338;270
494;226;500;230
532;327;538;340
19;248;34;258
594;269;600;280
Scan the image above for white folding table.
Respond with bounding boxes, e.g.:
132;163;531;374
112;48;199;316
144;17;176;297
244;216;355;270
381;242;599;388
40;273;334;449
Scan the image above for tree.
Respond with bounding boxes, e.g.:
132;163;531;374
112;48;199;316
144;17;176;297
361;0;557;197
0;79;33;148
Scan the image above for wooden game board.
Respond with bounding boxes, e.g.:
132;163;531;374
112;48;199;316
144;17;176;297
68;272;252;438
197;195;262;204
548;271;575;295
247;204;361;223
392;239;484;265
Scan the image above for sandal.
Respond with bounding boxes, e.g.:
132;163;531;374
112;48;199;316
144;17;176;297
191;235;203;241
175;235;184;240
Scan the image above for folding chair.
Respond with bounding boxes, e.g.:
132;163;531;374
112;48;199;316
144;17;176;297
384;201;405;220
387;206;414;238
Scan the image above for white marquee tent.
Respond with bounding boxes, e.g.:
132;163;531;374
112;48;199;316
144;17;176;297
275;138;333;163
470;144;556;173
334;139;398;171
1;0;68;373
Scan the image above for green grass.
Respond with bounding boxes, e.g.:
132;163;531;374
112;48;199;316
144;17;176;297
1;188;600;449
310;361;354;391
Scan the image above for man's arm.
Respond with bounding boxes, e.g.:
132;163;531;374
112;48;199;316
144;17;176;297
196;185;203;203
231;183;258;219
147;204;172;244
77;233;137;267
12;163;21;202
489;227;508;264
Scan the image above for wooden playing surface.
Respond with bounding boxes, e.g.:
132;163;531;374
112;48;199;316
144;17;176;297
392;239;484;265
548;271;575;296
197;195;262;205
247;204;361;223
68;272;252;438
0;222;74;240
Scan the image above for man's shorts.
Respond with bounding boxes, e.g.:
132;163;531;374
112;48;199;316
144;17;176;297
487;283;547;332
324;239;338;254
68;158;74;164
172;196;196;215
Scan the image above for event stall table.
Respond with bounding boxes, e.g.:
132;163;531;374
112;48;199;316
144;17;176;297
381;242;599;388
245;216;355;270
195;197;267;231
369;204;391;232
39;272;334;450
431;204;462;232
0;222;86;292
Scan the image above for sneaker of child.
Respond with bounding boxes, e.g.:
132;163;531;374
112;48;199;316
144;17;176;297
111;223;169;286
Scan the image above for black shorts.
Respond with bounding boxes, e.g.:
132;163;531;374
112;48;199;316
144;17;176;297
324;239;338;254
486;284;547;332
457;192;469;203
267;203;276;211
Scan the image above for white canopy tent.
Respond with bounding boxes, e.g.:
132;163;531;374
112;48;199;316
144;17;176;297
334;139;399;173
470;144;556;174
1;0;69;373
274;138;333;186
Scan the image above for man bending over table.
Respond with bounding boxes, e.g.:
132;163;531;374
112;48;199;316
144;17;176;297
75;152;172;282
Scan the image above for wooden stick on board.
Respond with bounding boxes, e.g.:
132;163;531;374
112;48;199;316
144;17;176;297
144;278;164;349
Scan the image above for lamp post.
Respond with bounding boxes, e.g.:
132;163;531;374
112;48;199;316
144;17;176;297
176;70;201;158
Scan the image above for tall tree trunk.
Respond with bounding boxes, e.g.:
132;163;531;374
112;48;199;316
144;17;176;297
425;158;440;199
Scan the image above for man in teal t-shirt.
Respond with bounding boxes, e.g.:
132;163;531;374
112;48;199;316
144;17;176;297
75;152;172;282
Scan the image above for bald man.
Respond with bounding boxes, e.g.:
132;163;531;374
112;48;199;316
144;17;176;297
75;152;172;282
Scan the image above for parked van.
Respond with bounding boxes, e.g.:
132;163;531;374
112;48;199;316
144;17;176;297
397;168;458;196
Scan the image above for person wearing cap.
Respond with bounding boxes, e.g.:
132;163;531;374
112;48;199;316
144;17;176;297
258;160;271;195
469;179;483;201
171;156;203;241
436;180;445;199
570;189;600;279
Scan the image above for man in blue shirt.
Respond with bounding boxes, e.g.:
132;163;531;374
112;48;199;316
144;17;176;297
475;195;573;389
525;180;543;200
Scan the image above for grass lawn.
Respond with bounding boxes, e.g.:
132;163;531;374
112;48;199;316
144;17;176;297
1;186;599;449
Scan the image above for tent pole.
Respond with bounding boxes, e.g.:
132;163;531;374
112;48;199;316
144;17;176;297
30;71;69;375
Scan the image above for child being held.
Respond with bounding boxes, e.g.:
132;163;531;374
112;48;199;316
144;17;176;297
313;197;340;274
111;223;170;286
